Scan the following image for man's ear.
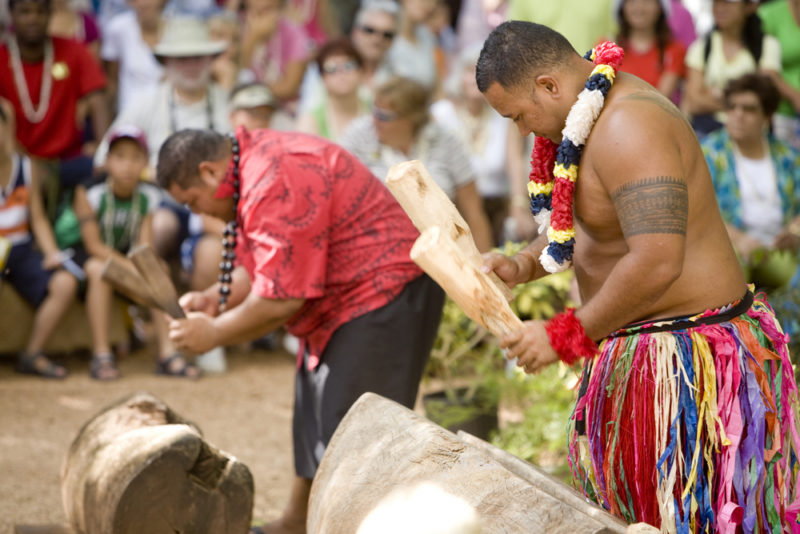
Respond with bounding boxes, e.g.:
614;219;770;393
197;160;221;187
534;74;560;98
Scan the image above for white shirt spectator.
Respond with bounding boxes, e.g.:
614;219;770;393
94;82;231;169
431;99;509;198
101;10;165;111
341;116;475;200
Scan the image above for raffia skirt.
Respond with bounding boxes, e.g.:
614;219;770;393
568;291;800;533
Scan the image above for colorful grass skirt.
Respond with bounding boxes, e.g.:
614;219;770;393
567;291;800;533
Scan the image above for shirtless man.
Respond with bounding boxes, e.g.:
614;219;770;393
478;21;800;532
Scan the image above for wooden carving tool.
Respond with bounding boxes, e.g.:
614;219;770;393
101;256;158;309
411;226;523;339
127;244;186;319
386;160;515;302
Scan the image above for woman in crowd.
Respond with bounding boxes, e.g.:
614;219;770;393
431;43;510;246
238;0;312;123
613;0;686;101
684;0;781;136
341;76;493;252
385;0;438;89
295;37;369;141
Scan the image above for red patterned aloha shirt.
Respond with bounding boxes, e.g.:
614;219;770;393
217;127;422;370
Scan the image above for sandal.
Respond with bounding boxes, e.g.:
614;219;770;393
156;353;201;379
90;353;120;381
16;352;68;379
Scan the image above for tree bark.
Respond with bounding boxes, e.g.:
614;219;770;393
61;392;253;534
308;392;627;534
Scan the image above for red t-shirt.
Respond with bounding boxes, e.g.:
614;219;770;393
224;128;423;370
618;39;686;88
0;37;106;159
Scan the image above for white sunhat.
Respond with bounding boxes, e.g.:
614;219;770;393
153;16;228;61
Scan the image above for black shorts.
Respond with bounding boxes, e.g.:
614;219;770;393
292;274;445;479
3;240;52;307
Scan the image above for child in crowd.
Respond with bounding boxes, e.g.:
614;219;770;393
0;100;77;379
68;126;199;379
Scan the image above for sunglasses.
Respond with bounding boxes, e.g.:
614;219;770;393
373;106;400;122
359;25;395;40
321;59;360;75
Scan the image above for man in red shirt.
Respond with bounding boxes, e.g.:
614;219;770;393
158;127;444;534
0;0;107;166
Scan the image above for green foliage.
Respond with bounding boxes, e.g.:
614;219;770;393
424;241;579;478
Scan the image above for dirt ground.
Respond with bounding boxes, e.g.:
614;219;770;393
0;346;297;532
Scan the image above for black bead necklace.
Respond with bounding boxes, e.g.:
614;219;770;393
218;134;240;312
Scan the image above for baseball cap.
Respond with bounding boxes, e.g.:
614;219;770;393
108;125;148;155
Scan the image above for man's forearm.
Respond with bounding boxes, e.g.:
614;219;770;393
515;232;549;283
213;292;304;345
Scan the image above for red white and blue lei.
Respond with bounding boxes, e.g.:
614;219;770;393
528;42;625;273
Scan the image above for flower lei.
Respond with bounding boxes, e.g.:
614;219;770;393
528;42;624;273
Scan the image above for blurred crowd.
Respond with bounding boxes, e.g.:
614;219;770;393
1;0;799;380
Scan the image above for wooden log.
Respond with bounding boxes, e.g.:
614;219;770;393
101;256;157;308
127;244;185;318
308;392;626;534
386;160;514;302
61;392;254;534
411;226;523;339
456;431;627;532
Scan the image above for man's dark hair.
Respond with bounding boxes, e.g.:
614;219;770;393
156;129;228;190
476;21;578;93
8;0;51;12
724;73;781;118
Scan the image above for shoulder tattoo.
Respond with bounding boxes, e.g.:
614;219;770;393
611;176;688;237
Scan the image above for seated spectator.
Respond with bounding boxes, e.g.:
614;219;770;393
238;0;312;120
759;0;800;150
229;82;278;130
613;0;686;101
208;10;241;91
101;0;167;114
385;0;438;89
93;16;229;371
65;126;200;378
684;0;781;136
701;74;800;281
0;100;77;379
94;16;230;171
295;37;369;141
298;0;399;114
48;0;101;59
341;76;493;252
0;0;108;190
431;43;511;246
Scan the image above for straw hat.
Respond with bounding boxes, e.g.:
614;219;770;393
153;16;227;60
